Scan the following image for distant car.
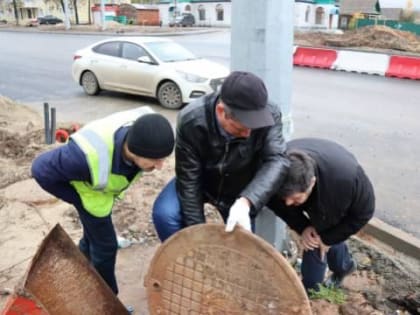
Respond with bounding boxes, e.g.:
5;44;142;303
26;18;39;27
169;13;195;27
38;15;63;25
71;37;228;109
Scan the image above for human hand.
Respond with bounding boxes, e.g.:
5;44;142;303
301;226;321;251
225;197;251;232
319;240;330;261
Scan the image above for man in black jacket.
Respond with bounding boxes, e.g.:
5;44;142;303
153;71;289;241
267;138;375;292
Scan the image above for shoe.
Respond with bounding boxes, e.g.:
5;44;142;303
325;259;357;288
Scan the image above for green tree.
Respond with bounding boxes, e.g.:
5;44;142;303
12;0;19;25
400;0;415;22
72;0;78;24
45;0;65;16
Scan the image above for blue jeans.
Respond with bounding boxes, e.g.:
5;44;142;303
153;178;185;241
77;207;119;294
153;178;255;242
301;242;353;292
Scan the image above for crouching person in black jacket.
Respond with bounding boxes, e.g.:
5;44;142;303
152;71;289;241
267;138;375;292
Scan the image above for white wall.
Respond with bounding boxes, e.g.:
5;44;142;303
295;3;339;29
159;3;170;25
195;2;231;27
158;2;231;27
295;3;315;27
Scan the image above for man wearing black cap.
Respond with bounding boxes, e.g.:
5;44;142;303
153;71;289;241
31;107;174;297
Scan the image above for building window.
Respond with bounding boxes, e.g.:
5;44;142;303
169;6;180;17
305;5;310;22
340;16;348;28
315;7;325;24
216;4;223;21
198;5;205;21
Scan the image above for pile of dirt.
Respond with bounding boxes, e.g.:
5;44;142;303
0;97;47;189
295;25;420;55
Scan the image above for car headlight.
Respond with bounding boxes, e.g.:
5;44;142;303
177;71;208;83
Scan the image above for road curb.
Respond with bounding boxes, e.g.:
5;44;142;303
361;217;420;261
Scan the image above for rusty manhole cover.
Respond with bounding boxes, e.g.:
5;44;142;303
23;224;128;315
145;224;312;315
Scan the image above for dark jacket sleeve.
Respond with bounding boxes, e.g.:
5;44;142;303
267;197;311;235
175;120;206;226
240;105;289;211
319;172;375;245
31;140;90;208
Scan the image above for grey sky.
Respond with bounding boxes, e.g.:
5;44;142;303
379;0;420;9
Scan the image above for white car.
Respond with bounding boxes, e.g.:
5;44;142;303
72;37;229;109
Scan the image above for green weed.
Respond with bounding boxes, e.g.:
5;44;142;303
308;284;346;305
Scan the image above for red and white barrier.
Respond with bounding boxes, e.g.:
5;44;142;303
293;46;420;80
332;51;389;76
293;47;337;69
386;55;420;80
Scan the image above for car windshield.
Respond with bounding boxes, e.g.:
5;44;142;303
144;41;198;63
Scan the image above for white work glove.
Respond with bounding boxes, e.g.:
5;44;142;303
225;197;251;232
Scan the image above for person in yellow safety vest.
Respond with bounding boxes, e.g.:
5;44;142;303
31;107;175;296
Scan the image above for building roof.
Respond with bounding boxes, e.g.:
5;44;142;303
339;0;380;15
380;7;402;19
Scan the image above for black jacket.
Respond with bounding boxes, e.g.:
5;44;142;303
268;138;375;245
175;92;289;226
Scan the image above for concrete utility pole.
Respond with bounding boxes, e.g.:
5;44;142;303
231;0;294;252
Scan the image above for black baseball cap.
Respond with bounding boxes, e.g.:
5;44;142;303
220;71;274;129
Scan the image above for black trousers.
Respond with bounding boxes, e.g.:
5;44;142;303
77;207;119;294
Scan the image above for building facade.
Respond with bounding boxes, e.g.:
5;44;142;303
158;0;339;29
1;0;339;28
158;0;231;27
295;0;340;29
0;0;93;24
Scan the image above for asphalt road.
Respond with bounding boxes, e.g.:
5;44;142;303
0;30;419;239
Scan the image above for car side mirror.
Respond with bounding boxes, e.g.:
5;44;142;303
137;56;154;65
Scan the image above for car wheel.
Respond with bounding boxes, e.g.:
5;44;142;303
157;81;183;109
81;71;100;96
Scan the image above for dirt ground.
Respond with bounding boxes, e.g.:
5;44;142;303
0;96;419;315
295;25;420;56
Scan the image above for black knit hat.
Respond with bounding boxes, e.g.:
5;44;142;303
126;114;174;159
